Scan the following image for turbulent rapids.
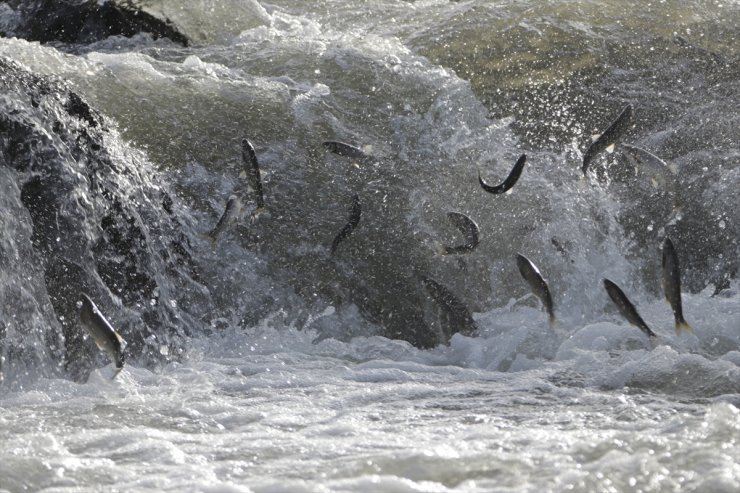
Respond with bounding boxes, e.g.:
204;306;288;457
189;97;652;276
0;1;738;491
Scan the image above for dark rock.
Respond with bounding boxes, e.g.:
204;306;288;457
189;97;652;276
0;56;207;381
2;0;189;46
64;91;100;127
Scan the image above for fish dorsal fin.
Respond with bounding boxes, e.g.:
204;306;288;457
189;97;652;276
606;144;616;153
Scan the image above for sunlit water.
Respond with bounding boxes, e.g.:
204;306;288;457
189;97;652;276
2;299;739;492
0;0;738;491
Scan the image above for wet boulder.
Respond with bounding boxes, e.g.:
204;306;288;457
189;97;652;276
1;0;188;46
0;56;206;381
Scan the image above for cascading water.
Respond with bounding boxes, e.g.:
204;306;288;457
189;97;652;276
0;1;737;491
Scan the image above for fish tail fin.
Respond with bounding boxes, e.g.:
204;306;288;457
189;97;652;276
675;321;693;334
111;352;124;379
548;313;557;329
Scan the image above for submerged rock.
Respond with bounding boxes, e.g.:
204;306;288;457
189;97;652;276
0;57;206;381
1;0;188;46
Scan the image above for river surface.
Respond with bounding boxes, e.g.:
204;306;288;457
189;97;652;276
0;1;738;491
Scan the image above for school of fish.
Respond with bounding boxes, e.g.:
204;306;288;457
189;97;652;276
75;104;696;375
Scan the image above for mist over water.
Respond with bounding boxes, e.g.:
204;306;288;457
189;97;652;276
0;0;738;491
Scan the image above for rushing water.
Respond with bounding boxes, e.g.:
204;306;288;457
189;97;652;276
0;1;739;491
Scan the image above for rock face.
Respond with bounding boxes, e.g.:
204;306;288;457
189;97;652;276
1;0;188;46
0;57;207;380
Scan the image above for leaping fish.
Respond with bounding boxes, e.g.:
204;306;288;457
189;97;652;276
479;154;527;194
440;212;480;255
662;237;692;333
582;104;633;176
330;193;361;255
421;277;477;344
603;278;657;340
207;194;242;245
323;141;371;161
621;144;679;192
241;139;266;213
515;253;556;326
79;293;126;375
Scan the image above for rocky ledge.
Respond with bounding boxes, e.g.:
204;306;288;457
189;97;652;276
0;0;188;46
0;57;207;381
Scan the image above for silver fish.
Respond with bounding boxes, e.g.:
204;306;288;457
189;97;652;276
621;144;679;194
241;139;265;211
330;193;361;255
582;104;633;175
662;237;692;333
323;141;370;161
422;277;477;344
208;194;242;244
442;212;480;255
479;154;527;194
516;253;556;326
603;278;657;339
79;293;126;370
